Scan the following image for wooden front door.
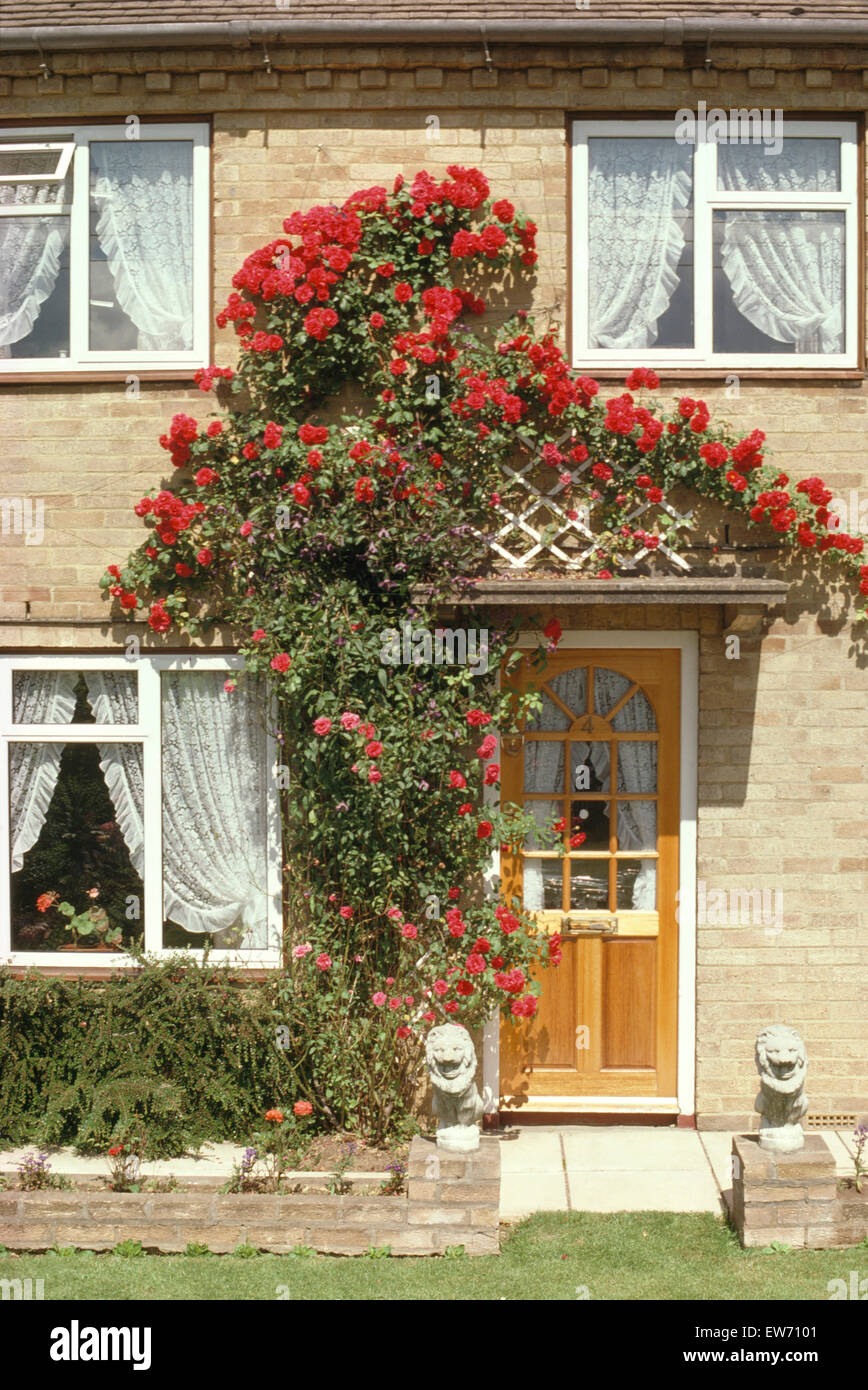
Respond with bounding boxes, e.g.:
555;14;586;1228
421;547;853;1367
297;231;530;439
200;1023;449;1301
499;648;680;1109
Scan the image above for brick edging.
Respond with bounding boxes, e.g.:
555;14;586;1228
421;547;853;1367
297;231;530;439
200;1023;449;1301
0;1136;501;1257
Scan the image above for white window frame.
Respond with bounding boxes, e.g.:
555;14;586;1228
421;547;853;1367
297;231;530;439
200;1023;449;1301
0;654;283;968
0;122;210;373
570;118;859;370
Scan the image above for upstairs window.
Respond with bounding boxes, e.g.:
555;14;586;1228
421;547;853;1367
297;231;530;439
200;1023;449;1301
570;119;858;369
0;123;209;373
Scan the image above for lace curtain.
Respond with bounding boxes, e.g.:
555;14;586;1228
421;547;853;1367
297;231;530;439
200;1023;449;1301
161;672;269;948
0;179;69;350
90;141;194;351
87;670;144;876
10;671;78;871
522;667;657;912
589;137;692;349
718;142;844;353
596;668;657;910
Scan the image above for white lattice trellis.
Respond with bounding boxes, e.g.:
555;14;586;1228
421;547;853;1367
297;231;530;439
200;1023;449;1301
479;429;696;572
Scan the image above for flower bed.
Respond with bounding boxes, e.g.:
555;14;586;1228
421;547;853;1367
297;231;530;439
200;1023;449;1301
0;1138;500;1257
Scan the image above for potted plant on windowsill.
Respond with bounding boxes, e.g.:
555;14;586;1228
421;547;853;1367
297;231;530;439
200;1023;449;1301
37;888;124;952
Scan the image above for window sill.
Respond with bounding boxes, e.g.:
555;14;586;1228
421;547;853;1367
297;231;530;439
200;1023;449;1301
572;367;866;382
0;370;203;385
3;960;278;980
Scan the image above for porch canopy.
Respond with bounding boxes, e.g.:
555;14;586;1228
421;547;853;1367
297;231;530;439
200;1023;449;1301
432;576;790;634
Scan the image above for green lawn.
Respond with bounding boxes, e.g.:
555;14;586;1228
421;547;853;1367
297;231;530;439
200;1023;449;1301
2;1212;866;1300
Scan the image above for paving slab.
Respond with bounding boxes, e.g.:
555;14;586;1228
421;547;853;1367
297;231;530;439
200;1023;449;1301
560;1126;710;1172
567;1169;721;1213
697;1130;737;1214
496;1128;565;1175
500;1172;569;1219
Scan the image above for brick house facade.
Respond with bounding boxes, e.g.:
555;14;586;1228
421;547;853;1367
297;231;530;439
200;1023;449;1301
0;3;866;1130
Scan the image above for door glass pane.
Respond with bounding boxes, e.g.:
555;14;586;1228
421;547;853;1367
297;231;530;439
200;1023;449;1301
617;859;657;910
570;860;609;911
571;740;611;793
526;693;570;732
570;798;609;851
89;140;194;352
13;670;138;724
713;209;844;355
717;138;840;193
617;741;657;793
524;740;564;793
593;668;632;717
522;857;563;911
588;137;694;350
525;799;562;850
10;740;143;952
617;800;656;852
548;668;587;716
610;688;656;732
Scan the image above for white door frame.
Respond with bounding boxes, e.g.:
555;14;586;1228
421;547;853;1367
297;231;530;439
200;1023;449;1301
483;629;698;1118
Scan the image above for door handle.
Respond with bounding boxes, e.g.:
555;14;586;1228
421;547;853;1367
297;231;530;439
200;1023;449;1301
560;914;618;935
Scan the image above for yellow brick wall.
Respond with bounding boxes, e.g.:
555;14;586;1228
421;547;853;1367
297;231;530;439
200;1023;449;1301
0;42;866;1124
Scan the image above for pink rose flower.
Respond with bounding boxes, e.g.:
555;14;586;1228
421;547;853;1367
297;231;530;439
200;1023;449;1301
340;711;361;730
293;943;313;959
372;991;387;1006
313;716;332;735
315;953;332;971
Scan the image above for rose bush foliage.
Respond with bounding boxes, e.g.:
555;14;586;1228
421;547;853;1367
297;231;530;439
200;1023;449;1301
102;166;867;1138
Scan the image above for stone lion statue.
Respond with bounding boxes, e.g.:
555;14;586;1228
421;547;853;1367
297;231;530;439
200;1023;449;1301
754;1024;808;1153
425;1023;483;1152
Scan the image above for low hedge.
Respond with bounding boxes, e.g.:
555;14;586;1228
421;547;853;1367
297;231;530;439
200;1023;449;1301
0;957;288;1158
